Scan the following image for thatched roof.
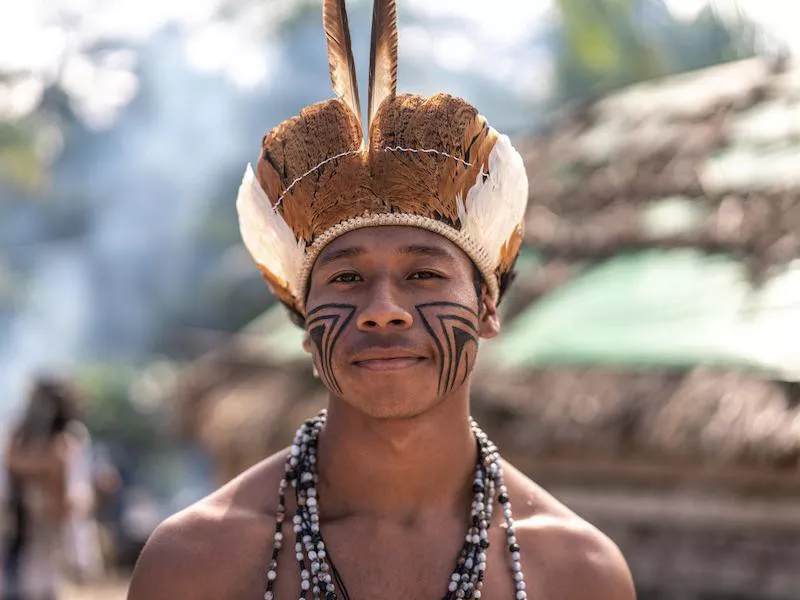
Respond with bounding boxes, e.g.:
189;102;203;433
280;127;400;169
495;56;800;379
517;57;800;283
171;310;320;481
474;366;800;477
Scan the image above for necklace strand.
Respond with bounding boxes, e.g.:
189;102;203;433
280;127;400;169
263;411;527;600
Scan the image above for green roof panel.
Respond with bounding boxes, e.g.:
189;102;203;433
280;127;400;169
488;251;800;379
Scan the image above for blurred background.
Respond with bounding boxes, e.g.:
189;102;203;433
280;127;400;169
1;0;799;598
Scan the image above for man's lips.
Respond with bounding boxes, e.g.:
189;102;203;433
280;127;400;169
350;347;428;371
354;357;426;371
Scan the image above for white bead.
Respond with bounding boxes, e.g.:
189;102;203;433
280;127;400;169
267;570;277;581
448;581;458;592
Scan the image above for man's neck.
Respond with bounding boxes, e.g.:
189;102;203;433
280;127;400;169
316;392;477;522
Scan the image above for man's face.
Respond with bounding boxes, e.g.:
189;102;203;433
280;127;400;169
302;226;500;419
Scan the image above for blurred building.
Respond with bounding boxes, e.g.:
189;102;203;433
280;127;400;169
174;57;800;600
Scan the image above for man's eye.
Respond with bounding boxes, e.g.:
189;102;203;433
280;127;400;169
409;271;440;280
331;272;362;283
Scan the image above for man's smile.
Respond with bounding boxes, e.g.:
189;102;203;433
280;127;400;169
350;346;429;371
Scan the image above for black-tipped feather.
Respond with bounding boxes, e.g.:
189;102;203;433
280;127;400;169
367;0;398;134
323;0;361;126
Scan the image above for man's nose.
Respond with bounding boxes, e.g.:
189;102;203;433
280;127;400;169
356;280;413;331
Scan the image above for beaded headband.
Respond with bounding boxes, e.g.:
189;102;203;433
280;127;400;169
236;0;529;318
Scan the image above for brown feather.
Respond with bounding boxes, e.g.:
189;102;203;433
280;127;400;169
367;0;398;136
323;0;362;128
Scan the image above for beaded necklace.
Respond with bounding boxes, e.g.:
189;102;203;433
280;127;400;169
264;411;527;600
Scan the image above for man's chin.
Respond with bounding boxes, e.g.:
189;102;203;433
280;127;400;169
336;387;441;420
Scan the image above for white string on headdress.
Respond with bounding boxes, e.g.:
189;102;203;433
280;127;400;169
273;147;474;210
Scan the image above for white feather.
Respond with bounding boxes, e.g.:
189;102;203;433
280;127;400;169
457;133;528;266
236;163;306;295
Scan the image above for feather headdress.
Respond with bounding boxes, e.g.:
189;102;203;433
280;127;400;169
237;0;528;319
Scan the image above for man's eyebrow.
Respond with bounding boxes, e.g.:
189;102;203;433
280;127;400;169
399;244;456;261
316;246;366;268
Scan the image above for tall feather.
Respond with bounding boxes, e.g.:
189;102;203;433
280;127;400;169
367;0;398;134
323;0;361;126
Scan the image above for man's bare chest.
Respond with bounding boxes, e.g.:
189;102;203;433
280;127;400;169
262;519;522;600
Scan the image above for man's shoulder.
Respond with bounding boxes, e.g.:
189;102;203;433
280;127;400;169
503;461;636;600
127;449;289;599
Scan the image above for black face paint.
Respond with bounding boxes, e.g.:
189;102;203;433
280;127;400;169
306;303;356;395
416;301;479;396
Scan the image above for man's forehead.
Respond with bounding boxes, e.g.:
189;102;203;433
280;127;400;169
316;226;467;264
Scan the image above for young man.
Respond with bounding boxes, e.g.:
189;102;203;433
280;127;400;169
128;1;635;598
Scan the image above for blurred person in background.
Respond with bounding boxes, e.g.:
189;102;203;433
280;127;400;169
91;443;124;576
1;376;102;600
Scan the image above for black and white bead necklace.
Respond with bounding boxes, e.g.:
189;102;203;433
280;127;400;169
264;411;527;600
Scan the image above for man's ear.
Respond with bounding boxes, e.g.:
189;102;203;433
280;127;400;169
478;288;500;340
302;330;314;354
